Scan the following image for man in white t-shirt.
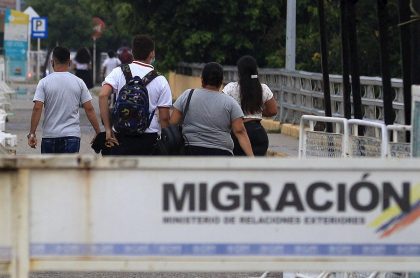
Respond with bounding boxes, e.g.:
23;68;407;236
98;34;172;155
101;50;121;79
28;46;101;153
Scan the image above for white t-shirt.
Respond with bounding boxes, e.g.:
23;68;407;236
102;57;121;77
33;72;93;138
222;81;274;119
72;60;89;70
102;61;172;133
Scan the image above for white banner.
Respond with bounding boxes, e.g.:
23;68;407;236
27;158;420;260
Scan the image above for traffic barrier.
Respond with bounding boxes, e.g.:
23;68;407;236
387;125;411;158
299;115;349;158
0;156;419;278
299;116;405;158
348;119;388;158
0;132;17;155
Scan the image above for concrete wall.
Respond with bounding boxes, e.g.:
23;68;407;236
168;71;201;100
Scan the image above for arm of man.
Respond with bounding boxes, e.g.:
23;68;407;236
262;97;278;117
169;108;183;125
231;118;254;157
28;101;43;148
102;67;106;80
158;107;170;128
98;84;118;145
82;100;101;135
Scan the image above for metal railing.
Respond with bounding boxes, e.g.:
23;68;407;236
176;63;404;125
298;115;412;158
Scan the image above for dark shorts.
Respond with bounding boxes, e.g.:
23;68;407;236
184;145;233;156
75;69;93;89
232;120;269;156
41;136;80;154
104;132;158;156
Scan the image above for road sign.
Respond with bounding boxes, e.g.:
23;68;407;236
31;17;47;39
92;16;105;39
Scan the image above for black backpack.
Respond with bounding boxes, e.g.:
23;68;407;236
112;64;159;135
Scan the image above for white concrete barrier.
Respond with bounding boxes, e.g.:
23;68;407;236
0;171;12;274
0;132;17;155
1;156;419;277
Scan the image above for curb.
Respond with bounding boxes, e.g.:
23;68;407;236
262;119;300;139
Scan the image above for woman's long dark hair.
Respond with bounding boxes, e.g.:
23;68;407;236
74;47;91;64
237;55;263;114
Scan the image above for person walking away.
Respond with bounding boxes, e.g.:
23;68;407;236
73;47;93;89
222;55;278;156
102;50;121;80
170;62;254;156
98;34;172;155
28;46;101;153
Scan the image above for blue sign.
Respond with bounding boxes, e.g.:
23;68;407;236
31;17;48;39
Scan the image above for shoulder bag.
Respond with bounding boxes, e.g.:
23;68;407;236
157;89;194;155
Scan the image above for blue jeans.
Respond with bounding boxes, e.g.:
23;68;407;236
41;137;81;154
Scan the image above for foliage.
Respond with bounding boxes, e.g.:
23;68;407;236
25;0;92;50
25;0;132;54
25;0;404;77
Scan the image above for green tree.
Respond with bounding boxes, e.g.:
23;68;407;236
26;0;403;77
101;0;286;70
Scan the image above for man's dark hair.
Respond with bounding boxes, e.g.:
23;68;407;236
52;46;70;64
132;34;154;60
201;62;223;87
107;50;115;58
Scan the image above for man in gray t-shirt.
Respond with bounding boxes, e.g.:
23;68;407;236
28;46;100;153
170;62;254;156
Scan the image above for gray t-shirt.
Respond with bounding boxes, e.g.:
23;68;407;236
33;72;92;138
173;88;244;153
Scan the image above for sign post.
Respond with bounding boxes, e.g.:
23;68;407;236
92;17;105;86
31;17;48;80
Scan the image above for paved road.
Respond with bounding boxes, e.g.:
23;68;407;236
6;88;299;157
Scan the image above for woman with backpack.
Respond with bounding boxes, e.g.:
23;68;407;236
222;55;278;156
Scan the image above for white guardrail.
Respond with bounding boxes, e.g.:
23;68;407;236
299;116;413;158
0;156;419;277
177;63;406;125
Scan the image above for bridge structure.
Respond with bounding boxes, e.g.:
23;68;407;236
175;63;407;126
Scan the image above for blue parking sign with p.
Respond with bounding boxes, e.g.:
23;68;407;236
31;17;48;39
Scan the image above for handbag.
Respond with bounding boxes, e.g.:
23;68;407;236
157;89;194;155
